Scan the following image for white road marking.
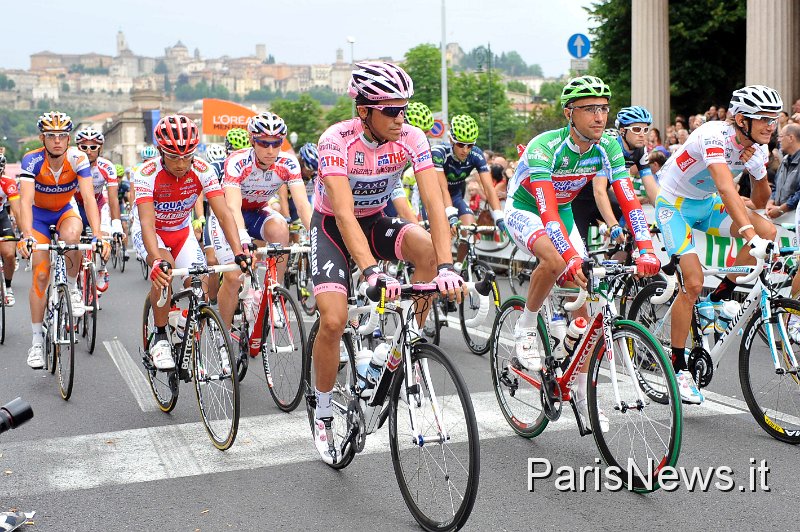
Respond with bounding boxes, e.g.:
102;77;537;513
104;339;159;413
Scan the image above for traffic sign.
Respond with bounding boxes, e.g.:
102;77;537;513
429;119;445;138
567;33;590;59
570;59;589;72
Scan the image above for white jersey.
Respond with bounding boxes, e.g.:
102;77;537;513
658;121;768;200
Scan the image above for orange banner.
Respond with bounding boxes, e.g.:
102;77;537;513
201;98;256;136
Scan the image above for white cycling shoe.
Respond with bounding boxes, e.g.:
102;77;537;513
69;287;85;318
27;344;44;369
512;323;543;372
676;370;704;405
150;339;175;370
313;415;336;465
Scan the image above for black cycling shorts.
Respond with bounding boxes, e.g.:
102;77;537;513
0;209;14;238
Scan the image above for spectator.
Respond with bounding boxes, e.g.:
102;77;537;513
705;105;718;122
648;149;667;175
766;124;800;219
675;115;688;131
666;131;679;153
778;110;790;130
792;98;800;115
489;163;507;201
647;127;671;158
669;129;689;154
466;178;484;212
717;107;727;121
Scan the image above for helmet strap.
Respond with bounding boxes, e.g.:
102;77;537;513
361;110;389;146
568;110;596;146
735;116;756;145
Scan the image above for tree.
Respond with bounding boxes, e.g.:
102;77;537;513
537;80;563;104
61;82;70;93
245;88;277;102
154;60;168;75
587;0;747;118
403;44;442;111
21;139;42;154
324;96;353;126
507;80;529;94
269;94;324;146
0;74;15;91
449;70;520;152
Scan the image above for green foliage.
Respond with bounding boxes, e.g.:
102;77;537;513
537;80;564;104
269;94;324;146
174;80;230;101
506;80;529;93
587;0;747;117
21;139;42;155
0;74;15;91
68;64;109;75
403;44;442;111
457;46;543;77
324;96;353;126
61;82;70;93
244;88;278;102
449;70;520;152
154;61;168;75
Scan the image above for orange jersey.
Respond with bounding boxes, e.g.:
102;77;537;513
20;146;91;211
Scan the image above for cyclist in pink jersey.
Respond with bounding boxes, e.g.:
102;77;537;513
134;115;249;371
310;61;466;464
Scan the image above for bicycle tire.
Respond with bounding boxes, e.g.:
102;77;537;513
507;246;536;297
141;295;179;413
739;297;800;444
586;321;682;493
81;262;98;354
110;240;118;270
626;280;674;353
139;255;148;280
489;296;550;437
421;296;441;346
389;342;480;532
0;280;5;345
194;304;240;450
55;285;76;401
458;260;497;355
45;287;56;374
119;239;127;273
297;253;316;316
262;286;306;412
303;319;357;470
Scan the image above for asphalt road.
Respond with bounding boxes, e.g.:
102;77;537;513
1;254;799;531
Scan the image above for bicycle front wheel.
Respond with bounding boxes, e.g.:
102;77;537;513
194;305;240;450
81;263;98;354
489;296;549;437
262;286;306;412
739;297;800;444
296;253;316;316
55;285;76;401
422;295;441;346
587;321;682;493
458;260;497;355
389;342;480;532
141;296;179;412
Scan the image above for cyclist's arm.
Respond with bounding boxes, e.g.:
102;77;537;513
392;195;417;223
288;181;312;230
749;172;770;210
223;186;246;230
416;166;456;265
275;186;290;218
436;169;453;208
107;183;121;224
708;163;757;241
194;192;205;219
477;170;502;212
208;193;244;256
528;178;580;263
7;196;21;227
591;174;620;229
77;176;103;238
17;179;33;238
326;174;377;271
136;200;161;267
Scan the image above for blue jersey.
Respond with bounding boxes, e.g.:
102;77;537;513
431;144;489;196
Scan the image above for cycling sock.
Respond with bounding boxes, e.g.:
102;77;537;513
31;323;44;346
574;372;587;404
315;388;333;419
517;306;539;329
4;278;10;288
69;277;78;292
671;347;687;371
710;277;735;302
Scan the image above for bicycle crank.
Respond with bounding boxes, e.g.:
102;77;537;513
687;347;714;388
540;362;563;421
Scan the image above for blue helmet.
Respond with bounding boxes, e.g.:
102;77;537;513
298;143;318;171
615;106;653;128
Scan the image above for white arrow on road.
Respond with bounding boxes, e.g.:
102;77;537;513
572;35;587;58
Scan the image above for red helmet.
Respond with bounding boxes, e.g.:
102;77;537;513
154;114;199;156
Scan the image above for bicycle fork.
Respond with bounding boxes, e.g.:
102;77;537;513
603;307;648;413
763;289;800;374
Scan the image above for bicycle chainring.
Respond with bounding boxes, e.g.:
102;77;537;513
687;347;713;388
540;366;563;422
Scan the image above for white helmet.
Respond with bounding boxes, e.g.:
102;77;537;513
729;85;783;115
247;112;287;137
75;127;105;144
205;143;226;162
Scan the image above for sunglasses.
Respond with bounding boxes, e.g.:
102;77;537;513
569;104;611;115
743;114;779;127
252;138;283;149
43;132;70;140
363;103;408;118
625;126;651;134
453;140;475;149
78;144;101;152
162;152;195;161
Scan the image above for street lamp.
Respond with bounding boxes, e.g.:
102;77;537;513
347;36;356;118
289;131;298;146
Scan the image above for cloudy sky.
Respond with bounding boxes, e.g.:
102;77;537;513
2;0;593;77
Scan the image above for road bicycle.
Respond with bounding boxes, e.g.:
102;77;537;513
141;263;240;450
628;246;800;443
303;278;489;531
109;230;127;273
230;244;306;412
490;260;682;492
76;235;102;354
0;236;20;344
30;228;101;400
283;223;315;316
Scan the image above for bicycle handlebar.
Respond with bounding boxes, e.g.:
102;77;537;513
736;257;765;285
650;255;681;305
255;244;310;256
362;276;494;303
156;263;242;307
33;242;98;253
0;398;33;435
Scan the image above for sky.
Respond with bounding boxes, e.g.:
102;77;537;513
1;0;593;78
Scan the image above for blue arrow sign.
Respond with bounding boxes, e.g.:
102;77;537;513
567;33;590;59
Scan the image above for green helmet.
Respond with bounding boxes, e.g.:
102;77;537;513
405;102;434;132
450;115;479;143
114;164;125;177
225;127;251;152
560;75;611;108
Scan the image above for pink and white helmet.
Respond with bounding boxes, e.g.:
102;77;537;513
348;61;414;102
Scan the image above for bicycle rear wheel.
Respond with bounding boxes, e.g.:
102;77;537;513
55;285;76;401
110;240;119;270
587;321;682;493
739;297;800;444
141;296;179;412
81;262;98;354
489;296;550;437
296;253;316;316
194;304;240;450
458;260;497;355
262;286;306;412
303;320;357;470
507;246;536;296
422;295;441;346
119;239;127;273
389;342;480;532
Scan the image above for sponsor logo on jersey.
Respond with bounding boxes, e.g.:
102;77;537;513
352;179;388;195
141;161;157;176
506;210;534;235
657;207;674;224
321;155;345;169
552;176;587;193
529;148;549;163
545;221;570;254
310;226;319;275
24;153;45;173
350;168;373;176
534;187;547;213
193;158;209;172
354;151;365;166
618;178;635;201
675;151;696;172
627;208;649;241
317;142;338;152
705;147;724;158
546;137;561;150
34;181;77;195
339;129;354;138
377;152;405;167
415;151;431;164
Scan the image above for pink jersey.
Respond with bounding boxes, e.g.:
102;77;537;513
133;157;222;231
75;156;118;208
223;148;302;210
315;118;433;217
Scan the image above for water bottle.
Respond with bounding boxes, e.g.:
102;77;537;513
550;313;567;358
244;288;261;324
562;317;588;359
715;300;741;333
176;309;188;339
355;348;374;393
696;300;715;335
364;343;391;391
168;308;182;344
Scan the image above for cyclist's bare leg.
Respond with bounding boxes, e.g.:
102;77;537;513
29;248;49;323
525;237;565;315
59;217;83;281
204;246;220;302
218;269;241;329
261;217;290;282
149;249;176;328
313;291;348;392
728;213;777;279
401;225;438;326
456;212;475;263
0;241;15;281
670;253;704;368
